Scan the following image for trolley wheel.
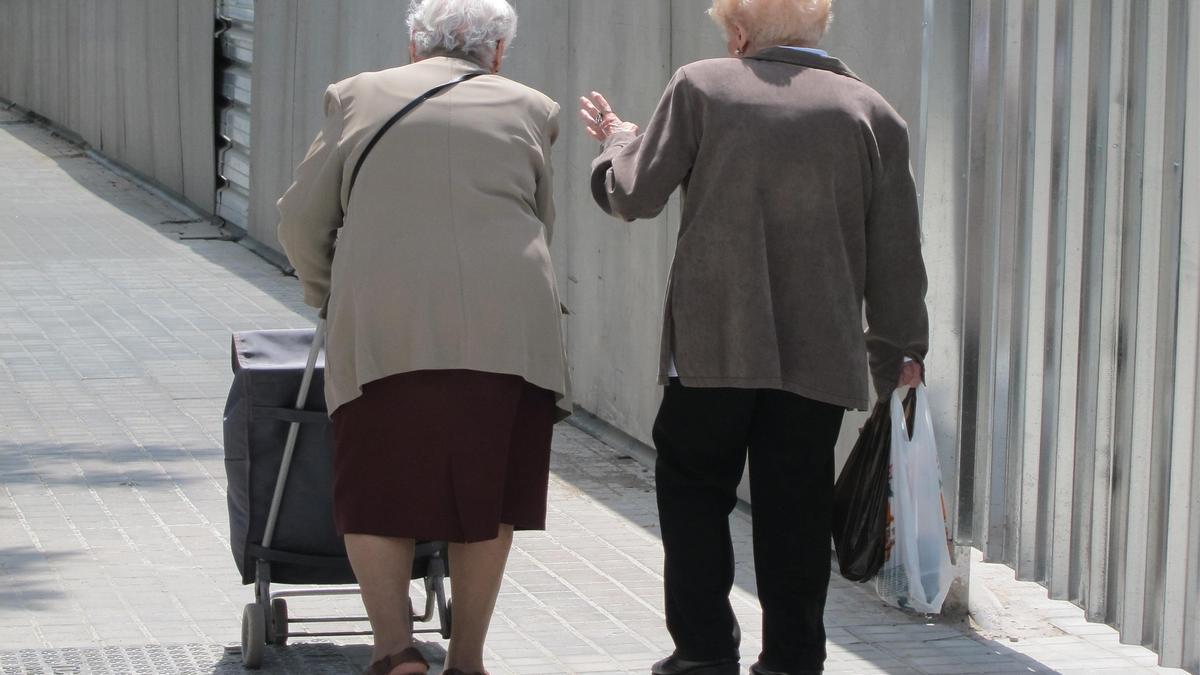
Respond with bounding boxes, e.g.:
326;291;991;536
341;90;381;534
269;598;289;646
242;603;266;668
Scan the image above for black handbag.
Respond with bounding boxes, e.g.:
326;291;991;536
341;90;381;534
832;389;916;581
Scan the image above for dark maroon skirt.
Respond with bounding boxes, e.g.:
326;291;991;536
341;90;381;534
330;369;555;543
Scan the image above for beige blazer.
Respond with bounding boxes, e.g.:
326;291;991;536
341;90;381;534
591;48;928;410
278;56;570;418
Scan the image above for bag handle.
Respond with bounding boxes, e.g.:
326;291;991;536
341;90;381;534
345;71;486;205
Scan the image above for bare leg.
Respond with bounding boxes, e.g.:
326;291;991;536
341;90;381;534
444;525;515;673
344;534;424;672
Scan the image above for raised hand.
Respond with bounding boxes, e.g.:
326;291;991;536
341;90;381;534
578;91;639;141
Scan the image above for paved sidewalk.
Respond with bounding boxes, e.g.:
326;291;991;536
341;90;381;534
0;105;1186;675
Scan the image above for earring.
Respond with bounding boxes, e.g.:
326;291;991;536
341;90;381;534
735;48;744;55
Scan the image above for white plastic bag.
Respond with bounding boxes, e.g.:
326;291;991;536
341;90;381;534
874;384;954;613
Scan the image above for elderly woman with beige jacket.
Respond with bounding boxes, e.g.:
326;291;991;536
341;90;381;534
276;1;567;673
581;1;928;674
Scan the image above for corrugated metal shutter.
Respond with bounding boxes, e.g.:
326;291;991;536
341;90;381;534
956;2;1199;672
216;0;253;230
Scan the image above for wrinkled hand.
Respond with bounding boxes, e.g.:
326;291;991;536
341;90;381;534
898;360;923;389
579;91;639;141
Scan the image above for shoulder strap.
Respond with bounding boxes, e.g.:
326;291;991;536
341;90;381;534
345;71;486;204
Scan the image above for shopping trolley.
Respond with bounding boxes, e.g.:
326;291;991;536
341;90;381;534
223;320;451;668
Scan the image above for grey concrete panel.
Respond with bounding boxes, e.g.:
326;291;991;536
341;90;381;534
562;0;674;444
52;0;71;124
249;0;302;247
178;0;217;210
0;8;7;98
31;2;62;123
117;0;154;178
0;0;213;210
507;0;570;98
26;2;48;118
14;1;36;110
148;0;185;193
823;0;926;159
670;0;726;69
3;2;32;108
96;0;125;156
0;5;7;97
335;0;412;75
76;0;104;147
290;1;350;162
64;1;84;134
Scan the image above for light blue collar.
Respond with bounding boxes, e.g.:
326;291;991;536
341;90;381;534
774;45;829;58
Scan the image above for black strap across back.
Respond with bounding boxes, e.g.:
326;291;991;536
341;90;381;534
345;71;486;205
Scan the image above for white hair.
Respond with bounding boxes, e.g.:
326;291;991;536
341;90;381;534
407;0;518;65
709;0;834;48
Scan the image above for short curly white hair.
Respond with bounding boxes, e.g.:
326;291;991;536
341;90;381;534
709;0;834;48
407;0;518;66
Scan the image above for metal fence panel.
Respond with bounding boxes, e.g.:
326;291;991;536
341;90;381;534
958;1;1199;670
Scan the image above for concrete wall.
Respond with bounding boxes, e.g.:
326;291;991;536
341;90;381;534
249;1;969;468
0;0;215;211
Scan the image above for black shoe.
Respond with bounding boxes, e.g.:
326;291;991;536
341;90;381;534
651;654;740;675
749;662;821;675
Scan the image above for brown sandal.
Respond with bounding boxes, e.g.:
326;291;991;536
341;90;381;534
365;646;429;675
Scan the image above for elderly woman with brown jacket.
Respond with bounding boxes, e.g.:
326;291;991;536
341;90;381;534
581;1;928;673
277;1;567;673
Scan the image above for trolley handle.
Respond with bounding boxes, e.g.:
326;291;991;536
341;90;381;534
261;314;327;550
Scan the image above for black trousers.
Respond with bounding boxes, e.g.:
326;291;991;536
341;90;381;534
653;380;845;672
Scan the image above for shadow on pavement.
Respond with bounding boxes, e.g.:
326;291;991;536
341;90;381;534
0;441;221;491
208;640;458;674
554;428;1065;674
0;545;84;611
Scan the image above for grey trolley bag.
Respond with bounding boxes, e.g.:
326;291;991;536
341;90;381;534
223;322;451;668
221;72;487;668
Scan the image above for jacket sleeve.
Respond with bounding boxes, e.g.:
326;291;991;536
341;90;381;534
536;102;560;244
863;114;929;399
277;84;346;309
590;68;699;220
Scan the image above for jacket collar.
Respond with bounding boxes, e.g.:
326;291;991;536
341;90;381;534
412;55;490;77
747;46;861;81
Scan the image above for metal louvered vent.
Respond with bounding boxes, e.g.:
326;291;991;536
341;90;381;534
215;0;254;230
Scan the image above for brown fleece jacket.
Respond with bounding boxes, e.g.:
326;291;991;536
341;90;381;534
591;47;928;409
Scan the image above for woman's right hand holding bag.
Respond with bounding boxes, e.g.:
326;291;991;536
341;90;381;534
875;383;955;614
